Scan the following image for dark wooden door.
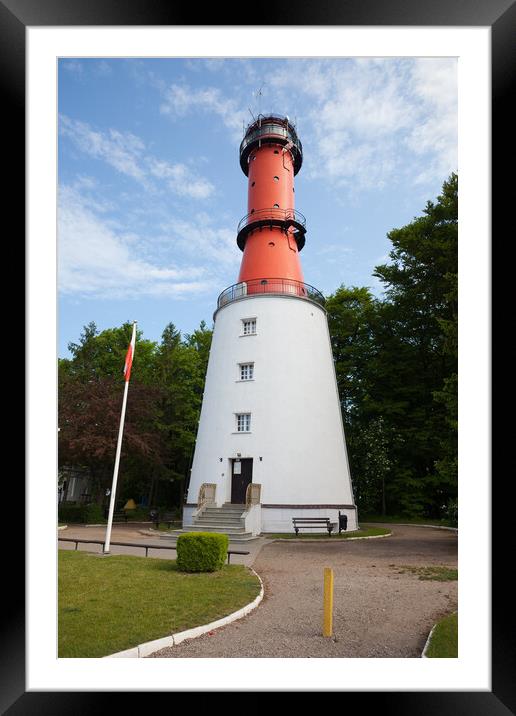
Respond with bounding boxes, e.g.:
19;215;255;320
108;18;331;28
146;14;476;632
231;458;253;504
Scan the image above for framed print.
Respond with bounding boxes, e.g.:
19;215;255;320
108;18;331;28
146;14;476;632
6;0;513;711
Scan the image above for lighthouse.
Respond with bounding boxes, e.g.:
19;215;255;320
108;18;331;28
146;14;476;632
183;115;357;537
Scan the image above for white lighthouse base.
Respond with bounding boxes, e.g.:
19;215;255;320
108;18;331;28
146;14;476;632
260;506;357;534
185;293;357;535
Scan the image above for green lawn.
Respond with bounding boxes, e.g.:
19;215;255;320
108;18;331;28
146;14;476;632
425;612;458;657
360;514;455;527
395;565;458;581
58;550;261;658
154;521;183;532
265;527;391;539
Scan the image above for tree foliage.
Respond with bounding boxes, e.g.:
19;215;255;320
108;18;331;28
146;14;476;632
327;174;458;518
58;319;212;508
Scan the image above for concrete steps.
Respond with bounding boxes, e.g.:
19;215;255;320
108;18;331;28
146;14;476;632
160;503;259;543
161;529;257;544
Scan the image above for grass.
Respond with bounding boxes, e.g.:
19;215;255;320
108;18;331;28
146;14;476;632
154;521;183;532
58;550;261;658
360;514;455;527
265;527;391;539
394;565;458;581
425;612;458;657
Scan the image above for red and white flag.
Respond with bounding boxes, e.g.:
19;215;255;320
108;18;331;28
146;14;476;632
123;323;136;382
105;320;137;554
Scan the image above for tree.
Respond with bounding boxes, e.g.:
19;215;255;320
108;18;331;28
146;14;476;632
152;322;213;507
58;372;164;504
66;321;157;385
326;174;458;518
372;173;458;515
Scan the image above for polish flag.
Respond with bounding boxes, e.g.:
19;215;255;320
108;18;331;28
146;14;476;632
123;324;136;382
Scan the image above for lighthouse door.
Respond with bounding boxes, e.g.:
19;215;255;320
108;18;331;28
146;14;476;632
231;458;253;504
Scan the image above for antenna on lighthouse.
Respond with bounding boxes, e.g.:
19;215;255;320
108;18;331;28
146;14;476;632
258;84;265;115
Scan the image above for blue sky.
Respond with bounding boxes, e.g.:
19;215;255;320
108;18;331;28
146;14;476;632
58;57;457;358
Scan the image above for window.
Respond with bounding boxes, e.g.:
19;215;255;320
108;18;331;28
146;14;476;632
239;363;254;381
236;413;251;432
242;318;256;335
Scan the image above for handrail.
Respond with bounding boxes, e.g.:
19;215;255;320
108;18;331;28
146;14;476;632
239;115;303;175
216;278;325;311
246;483;261;509
237;207;306;235
243;113;298;132
197;483;217;510
58;537;249;563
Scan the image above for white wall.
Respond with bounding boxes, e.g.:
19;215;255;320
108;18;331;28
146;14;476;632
186;294;356;531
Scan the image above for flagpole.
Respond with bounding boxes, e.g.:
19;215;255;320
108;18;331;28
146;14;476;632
104;321;137;554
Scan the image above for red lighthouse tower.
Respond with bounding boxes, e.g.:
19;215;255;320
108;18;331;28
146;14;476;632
236;115;307;292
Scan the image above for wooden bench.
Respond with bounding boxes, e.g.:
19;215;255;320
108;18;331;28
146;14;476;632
292;517;336;536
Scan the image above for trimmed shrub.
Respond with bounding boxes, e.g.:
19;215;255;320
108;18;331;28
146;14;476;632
176;532;229;573
58;503;105;524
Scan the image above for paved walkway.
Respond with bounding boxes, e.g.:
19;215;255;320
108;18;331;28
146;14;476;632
148;523;457;658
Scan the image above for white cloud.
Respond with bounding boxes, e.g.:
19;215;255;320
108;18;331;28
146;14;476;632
60;115;147;183
58;185;213;299
164;58;457;194
159;212;240;269
96;61;113;76
405;59;458;184
61;60;83;74
159;84;244;139
275;58;458;192
59;115;215;199
147;158;214;199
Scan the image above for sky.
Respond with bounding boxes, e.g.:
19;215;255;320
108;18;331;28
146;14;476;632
58;56;457;358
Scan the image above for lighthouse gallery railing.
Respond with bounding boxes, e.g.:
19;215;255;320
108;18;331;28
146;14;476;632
217;278;325;310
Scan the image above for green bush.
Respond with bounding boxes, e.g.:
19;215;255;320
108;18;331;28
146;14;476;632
58;503;105;524
176;532;229;573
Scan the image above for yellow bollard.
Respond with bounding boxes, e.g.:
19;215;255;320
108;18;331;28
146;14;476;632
323;567;334;637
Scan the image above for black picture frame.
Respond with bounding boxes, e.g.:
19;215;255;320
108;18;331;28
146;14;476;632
7;0;512;711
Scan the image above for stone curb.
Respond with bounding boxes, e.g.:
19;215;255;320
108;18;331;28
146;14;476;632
362;523;458;532
421;622;437;658
267;532;392;543
397;524;457;532
104;568;264;658
421;611;458;658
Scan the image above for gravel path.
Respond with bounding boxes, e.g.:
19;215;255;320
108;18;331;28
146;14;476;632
148;524;458;658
